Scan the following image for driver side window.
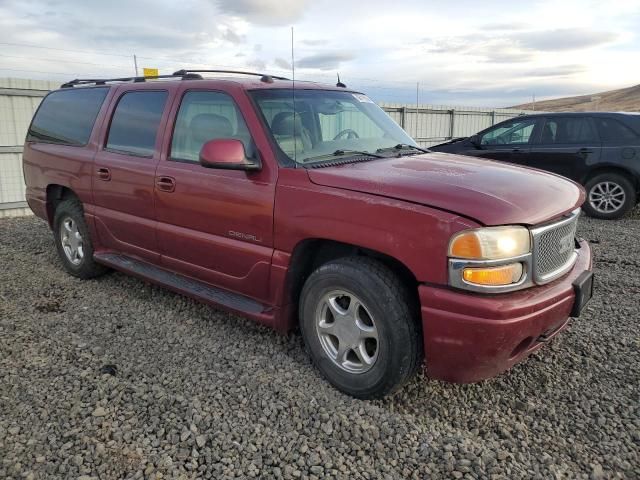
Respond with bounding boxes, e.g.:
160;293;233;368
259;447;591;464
480;119;538;146
170;91;253;163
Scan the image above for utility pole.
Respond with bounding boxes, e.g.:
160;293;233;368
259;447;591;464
532;94;536;111
133;54;139;76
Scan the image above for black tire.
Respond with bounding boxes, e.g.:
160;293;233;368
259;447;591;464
299;257;422;399
583;173;636;220
53;198;108;279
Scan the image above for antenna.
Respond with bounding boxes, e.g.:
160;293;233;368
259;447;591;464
291;26;297;164
336;73;346;88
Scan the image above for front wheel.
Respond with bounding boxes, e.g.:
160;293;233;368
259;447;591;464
299;257;422;399
583;173;636;220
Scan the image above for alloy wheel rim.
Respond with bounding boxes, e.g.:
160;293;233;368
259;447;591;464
315;290;379;374
60;217;84;265
589;181;626;214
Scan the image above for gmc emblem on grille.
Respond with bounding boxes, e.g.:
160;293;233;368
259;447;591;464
558;232;574;255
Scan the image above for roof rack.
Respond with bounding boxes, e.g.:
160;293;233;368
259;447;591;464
172;69;289;83
60;72;203;89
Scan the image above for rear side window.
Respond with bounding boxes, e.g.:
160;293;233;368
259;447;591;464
106;91;168;156
540;117;598;144
594;118;638;142
27;88;108;146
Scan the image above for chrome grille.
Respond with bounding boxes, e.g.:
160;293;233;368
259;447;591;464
532;211;579;283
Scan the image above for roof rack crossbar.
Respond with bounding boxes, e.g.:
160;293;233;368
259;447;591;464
172;69;289;82
60;72;203;88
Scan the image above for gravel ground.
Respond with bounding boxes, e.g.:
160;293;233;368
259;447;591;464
1;212;638;480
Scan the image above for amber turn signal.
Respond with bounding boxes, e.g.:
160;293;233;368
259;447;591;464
462;263;523;286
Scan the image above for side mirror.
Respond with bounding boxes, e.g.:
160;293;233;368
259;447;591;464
199;139;261;171
469;134;480;147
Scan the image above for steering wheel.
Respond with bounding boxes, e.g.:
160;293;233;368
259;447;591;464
333;129;360;140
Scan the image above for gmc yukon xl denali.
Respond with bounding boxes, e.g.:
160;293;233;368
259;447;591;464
23;70;594;398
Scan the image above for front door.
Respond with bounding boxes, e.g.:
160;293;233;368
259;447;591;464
471;117;542;163
154;88;277;302
92;88;170;262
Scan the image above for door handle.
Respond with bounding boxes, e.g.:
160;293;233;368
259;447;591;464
156;176;176;193
97;167;111;181
512;148;523;153
578;148;593;154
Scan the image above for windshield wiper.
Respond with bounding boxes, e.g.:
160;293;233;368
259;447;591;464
377;143;431;154
305;149;385;163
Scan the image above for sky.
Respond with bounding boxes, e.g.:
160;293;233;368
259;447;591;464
0;0;639;107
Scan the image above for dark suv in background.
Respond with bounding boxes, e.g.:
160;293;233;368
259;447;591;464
430;112;640;219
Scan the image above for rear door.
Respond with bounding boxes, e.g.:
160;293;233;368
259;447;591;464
471;117;542;162
92;87;170;262
525;115;601;181
594;116;640;179
153;86;277;302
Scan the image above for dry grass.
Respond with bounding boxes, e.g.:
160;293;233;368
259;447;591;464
511;84;640;112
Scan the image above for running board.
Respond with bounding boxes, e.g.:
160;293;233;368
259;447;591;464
94;253;268;316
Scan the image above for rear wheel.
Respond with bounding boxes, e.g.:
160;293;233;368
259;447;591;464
53;198;108;279
583;173;636;220
299;257;421;399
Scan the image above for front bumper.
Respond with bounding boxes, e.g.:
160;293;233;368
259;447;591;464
420;238;592;383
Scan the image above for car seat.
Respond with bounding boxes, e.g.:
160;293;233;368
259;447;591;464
271;112;312;157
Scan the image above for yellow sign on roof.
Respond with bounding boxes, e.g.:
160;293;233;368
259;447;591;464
143;68;159;78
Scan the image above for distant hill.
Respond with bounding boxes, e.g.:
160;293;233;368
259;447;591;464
510;84;640;112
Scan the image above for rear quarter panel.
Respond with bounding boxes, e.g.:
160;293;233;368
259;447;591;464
23;143;95;222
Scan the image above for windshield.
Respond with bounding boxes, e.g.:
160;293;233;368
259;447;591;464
250;89;417;164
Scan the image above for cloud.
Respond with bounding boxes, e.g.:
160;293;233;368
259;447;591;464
482;48;534;63
513;28;618;51
422;26;617;59
481;22;529;31
249;58;267;70
88;26;201;50
422;27;618;64
220;28;245;44
301;39;326;46
274;57;292;70
522;65;587;77
216;0;310;25
423;35;533;63
296;52;355;70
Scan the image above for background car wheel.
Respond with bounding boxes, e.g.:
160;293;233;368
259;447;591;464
53;198;108;279
583;173;636;220
299;257;422;399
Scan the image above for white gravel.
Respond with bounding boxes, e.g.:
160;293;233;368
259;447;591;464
0;211;638;479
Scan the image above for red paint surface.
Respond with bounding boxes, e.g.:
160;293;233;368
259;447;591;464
421;239;592;382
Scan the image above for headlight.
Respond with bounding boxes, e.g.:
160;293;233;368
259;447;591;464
448;226;533;292
448;226;531;260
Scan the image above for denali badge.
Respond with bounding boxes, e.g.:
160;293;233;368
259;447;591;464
228;230;262;242
558;232;574;255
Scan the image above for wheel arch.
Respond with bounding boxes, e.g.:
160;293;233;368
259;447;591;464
46;184;79;227
583;166;639;194
281;238;421;332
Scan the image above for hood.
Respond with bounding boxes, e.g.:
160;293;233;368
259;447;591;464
306;152;585;226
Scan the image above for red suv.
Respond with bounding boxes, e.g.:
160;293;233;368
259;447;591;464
23;70;594;398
